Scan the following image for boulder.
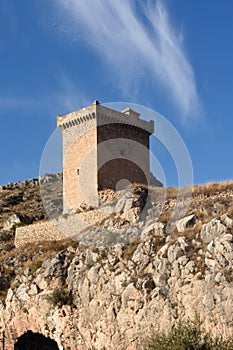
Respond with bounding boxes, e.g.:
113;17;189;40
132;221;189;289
174;214;196;232
220;214;233;228
3;214;23;231
200;219;227;243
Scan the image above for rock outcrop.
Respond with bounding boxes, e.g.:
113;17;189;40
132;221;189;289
0;180;233;349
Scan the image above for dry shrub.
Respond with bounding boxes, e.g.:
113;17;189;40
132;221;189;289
0;239;78;273
48;286;74;308
122;237;141;259
227;205;233;219
192;180;233;197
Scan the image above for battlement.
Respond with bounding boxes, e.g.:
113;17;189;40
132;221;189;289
57;102;97;129
57;101;154;134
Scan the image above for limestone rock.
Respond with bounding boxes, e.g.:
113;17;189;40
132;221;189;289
141;222;164;237
0;180;233;350
220;214;233;228
200;219;227;243
3;214;31;231
174;214;196;232
34;274;48;290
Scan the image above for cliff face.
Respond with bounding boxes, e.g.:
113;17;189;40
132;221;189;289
0;180;233;349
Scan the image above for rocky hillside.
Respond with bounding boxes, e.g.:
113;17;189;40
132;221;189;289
0;179;233;349
0;174;62;253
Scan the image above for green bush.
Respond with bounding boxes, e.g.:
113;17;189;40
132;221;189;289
49;287;73;308
146;316;233;350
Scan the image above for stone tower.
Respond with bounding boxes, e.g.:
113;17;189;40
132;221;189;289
57;101;154;212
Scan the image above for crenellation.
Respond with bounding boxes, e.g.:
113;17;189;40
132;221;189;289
59;112;97;130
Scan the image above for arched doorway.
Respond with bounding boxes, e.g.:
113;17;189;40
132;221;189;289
14;330;59;350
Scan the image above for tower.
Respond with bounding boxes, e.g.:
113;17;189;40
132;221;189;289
57;101;154;213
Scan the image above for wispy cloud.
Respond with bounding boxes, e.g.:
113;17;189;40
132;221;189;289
55;0;200;119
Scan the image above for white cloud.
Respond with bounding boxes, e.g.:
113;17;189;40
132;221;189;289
55;0;200;119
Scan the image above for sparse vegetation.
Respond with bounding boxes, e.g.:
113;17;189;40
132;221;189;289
223;268;233;283
0;231;13;242
30;258;43;274
0;238;79;303
0;270;15;303
0;186;45;229
48;286;74;308
228;204;233;219
0;230;15;258
122;237;141;259
148;180;233;224
0;239;78;270
192;180;233;197
146;315;233;350
0;175;63;236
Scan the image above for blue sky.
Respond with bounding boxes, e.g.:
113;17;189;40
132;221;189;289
0;0;232;187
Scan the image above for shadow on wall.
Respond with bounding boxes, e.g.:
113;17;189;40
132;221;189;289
14;331;59;350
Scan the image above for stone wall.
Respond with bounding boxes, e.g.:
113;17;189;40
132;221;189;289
14;209;115;247
15;221;66;248
63;127;98;211
14;186;146;247
58;105;98;212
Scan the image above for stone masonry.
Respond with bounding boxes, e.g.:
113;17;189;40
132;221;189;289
57;101;154;213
